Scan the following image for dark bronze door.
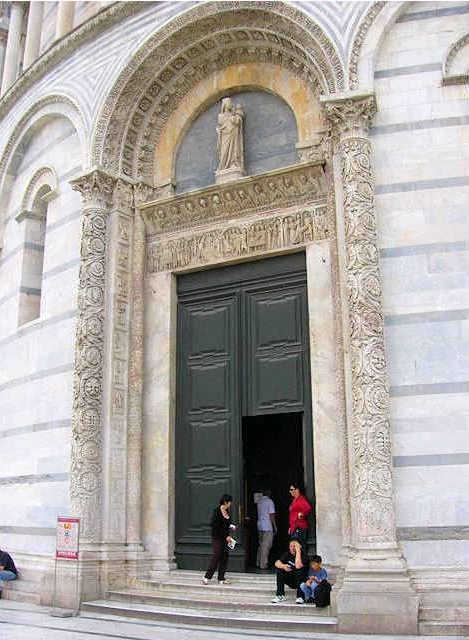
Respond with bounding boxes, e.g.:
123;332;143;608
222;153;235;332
175;253;313;570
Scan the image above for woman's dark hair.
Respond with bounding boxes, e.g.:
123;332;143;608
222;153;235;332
289;480;305;493
219;494;233;505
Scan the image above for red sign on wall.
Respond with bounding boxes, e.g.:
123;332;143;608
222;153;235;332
56;516;80;560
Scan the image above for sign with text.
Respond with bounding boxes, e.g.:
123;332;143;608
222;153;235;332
56;516;80;560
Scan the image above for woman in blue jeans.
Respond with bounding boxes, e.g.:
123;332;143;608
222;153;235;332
0;548;17;598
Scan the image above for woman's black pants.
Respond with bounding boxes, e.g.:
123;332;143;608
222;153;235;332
204;538;229;581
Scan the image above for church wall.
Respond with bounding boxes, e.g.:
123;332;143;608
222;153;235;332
0;115;82;562
373;0;469;573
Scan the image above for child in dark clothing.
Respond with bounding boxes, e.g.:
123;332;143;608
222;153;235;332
298;554;327;604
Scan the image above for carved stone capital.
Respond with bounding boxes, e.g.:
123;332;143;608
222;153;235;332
322;93;376;141
70;168;116;208
133;181;157;208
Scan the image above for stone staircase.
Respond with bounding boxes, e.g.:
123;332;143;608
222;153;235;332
82;570;338;632
418;592;469;636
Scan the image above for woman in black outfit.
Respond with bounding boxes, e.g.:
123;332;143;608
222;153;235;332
203;494;235;585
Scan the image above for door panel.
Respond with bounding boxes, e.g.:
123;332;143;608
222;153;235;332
176;295;241;568
245;285;308;415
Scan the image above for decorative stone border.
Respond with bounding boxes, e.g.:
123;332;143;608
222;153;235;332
140;163;326;236
147;204;328;273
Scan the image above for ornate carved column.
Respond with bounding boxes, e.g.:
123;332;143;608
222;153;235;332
322;93;419;634
23;1;43;69
70;168;115;546
1;2;25;95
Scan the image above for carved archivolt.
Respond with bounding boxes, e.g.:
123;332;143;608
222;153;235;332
94;2;344;179
443;33;469;84
141;163;326;236
147;206;328;273
348;2;386;90
21;166;59;211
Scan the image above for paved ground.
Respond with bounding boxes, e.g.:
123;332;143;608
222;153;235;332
1;601;467;640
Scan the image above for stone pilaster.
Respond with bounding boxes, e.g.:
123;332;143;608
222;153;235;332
55;1;75;40
126;184;152;549
101;178;134;547
322;93;419;634
23;1;43;69
69;168;115;548
1;2;25;95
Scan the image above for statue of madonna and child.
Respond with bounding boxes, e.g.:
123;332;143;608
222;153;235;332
215;97;245;184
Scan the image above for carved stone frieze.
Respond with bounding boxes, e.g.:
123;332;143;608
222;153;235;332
141;163;326;236
324;95;395;545
147;206;328;273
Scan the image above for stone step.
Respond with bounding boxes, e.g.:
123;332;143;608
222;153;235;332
108;588;333;616
419;621;469;636
2;584;41;605
140;578;276;597
82;599;337;632
420;606;469;622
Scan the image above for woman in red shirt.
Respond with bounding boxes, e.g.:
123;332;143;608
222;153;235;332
288;482;312;547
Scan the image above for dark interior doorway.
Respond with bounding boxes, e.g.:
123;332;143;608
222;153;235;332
242;412;305;570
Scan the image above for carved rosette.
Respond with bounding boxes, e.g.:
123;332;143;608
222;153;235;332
70;169;115;541
325;95;396;545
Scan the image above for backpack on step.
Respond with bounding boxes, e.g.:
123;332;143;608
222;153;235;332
313;580;331;607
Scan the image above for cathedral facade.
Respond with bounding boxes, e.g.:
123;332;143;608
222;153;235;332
0;1;468;633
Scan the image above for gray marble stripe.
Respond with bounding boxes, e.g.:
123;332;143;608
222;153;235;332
20;286;41;296
0;419;70;440
0;472;68;486
391;381;469;397
42;258;80;280
397;4;469;22
0;286;40;307
380;241;468;258
0;363;74;394
393;453;469;467
397;526;469;541
371;115;469;136
3;167;82;228
59;166;82;183
385;308;469;326
374;62;440;79
376;175;469;195
0;525;55;536
0;309;76;348
0;242;44;268
0;288;17;307
46;208;81;233
18;130;77;176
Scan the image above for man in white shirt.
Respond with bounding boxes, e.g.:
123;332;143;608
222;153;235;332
256;489;277;569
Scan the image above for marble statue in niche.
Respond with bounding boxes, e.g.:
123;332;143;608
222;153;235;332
215;97;245;184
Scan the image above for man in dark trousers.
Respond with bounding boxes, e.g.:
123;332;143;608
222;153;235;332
0;548;17;597
271;539;307;603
